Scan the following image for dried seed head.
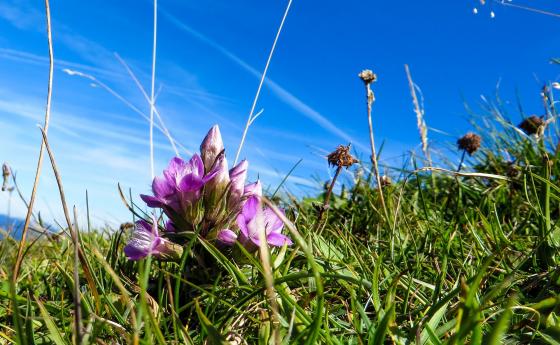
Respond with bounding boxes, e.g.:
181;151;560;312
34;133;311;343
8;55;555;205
358;69;377;85
518;115;545;136
380;175;392;187
457;132;481;155
506;162;520;179
327;144;358;169
2;163;10;191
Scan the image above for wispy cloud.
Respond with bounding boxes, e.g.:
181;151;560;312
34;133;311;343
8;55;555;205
160;9;369;152
0;1;43;30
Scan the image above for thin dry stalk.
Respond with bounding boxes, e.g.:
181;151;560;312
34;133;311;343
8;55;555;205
234;0;293;165
404;64;431;165
39;127;83;344
496;0;560;18
149;0;158;178
360;71;388;220
114;54;181;157
12;0;54;281
63;68;186;155
314;166;342;233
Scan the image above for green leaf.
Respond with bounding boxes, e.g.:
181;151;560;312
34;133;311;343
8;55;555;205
194;299;228;345
33;296;67;345
372;304;394;345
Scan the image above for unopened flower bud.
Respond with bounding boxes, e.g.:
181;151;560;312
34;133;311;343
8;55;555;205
244;180;262;198
200;125;224;174
229;160;248;208
204;152;230;223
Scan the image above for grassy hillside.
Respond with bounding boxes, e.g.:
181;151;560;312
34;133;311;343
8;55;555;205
1;84;560;345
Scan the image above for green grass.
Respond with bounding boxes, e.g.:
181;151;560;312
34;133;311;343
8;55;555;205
1;89;560;344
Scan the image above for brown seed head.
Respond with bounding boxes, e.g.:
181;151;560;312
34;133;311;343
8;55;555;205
2;163;9;192
380;175;392;187
518;115;545;136
327;144;358;169
457;132;481;155
358;69;377;85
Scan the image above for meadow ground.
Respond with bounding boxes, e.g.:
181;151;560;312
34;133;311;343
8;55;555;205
1;80;560;344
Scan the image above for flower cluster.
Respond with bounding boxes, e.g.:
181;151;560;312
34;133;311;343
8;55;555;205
124;125;293;261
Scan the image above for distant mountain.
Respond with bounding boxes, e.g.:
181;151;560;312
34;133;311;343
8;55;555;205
0;214;57;240
0;214;24;239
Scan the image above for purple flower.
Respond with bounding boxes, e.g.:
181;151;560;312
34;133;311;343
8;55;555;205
217;195;292;251
124;218;183;261
228;160;248;208
200;125;224;174
140;155;219;222
165;220;177;233
243;180;262;198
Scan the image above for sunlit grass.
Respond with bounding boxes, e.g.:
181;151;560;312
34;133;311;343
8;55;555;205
1;81;560;344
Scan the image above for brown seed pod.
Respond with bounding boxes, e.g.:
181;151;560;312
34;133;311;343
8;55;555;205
518;115;545;136
457;132;481;155
2;163;10;192
327;145;358;169
358;69;377;85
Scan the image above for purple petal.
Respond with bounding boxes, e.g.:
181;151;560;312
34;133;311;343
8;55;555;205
246;215;262;246
165;220;177;233
152;176;173;198
124;221;155;260
230;160;249;179
202;160;222;184
140;194;165;208
188;154;205;178
243;180;262;198
229;160;248;205
217;229;238;245
237;213;249;238
242;196;260;220
266;232;293;247
178;174;204;192
136;220;153;233
124;244;150;260
166;157;186;176
204;153;228;183
124;218;184;260
263;207;284;234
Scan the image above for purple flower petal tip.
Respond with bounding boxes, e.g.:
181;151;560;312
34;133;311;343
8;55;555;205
267;232;293;247
140;194;163;208
217;229;238;245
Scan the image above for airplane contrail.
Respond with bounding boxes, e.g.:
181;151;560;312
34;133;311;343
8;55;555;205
160;9;369;152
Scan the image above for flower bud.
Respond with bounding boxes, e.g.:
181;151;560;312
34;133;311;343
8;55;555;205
244;180;262;198
200;125;224;174
204;153;230;224
228;160;248;208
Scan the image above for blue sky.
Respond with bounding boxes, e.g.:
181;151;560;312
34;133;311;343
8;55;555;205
0;0;559;227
